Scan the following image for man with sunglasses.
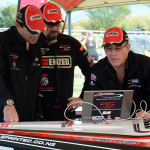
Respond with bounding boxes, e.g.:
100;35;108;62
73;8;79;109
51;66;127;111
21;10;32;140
37;2;94;121
0;5;46;122
89;27;150;118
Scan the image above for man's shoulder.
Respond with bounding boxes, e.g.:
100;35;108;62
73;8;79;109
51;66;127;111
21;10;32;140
129;51;150;63
93;57;107;69
0;29;12;49
128;51;150;71
60;33;79;42
95;57;107;65
0;29;10;41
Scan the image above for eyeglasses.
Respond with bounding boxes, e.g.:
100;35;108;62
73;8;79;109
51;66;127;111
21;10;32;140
104;44;128;52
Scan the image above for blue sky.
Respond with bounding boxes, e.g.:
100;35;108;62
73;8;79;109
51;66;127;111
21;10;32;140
71;4;150;23
0;0;18;7
130;4;150;14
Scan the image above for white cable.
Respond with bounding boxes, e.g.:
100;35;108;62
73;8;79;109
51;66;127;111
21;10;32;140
135;100;150;119
64;100;137;121
64;101;107;121
140;100;147;111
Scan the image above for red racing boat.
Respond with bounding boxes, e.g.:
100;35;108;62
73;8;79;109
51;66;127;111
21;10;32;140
0;119;150;149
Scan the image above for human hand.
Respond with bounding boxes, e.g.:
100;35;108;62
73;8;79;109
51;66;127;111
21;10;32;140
135;111;150;119
67;97;83;112
3;105;19;122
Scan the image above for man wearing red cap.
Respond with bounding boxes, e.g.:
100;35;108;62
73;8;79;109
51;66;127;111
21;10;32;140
0;5;46;122
89;27;150;118
37;2;94;121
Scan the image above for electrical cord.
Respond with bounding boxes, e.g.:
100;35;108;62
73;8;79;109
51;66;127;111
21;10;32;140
64;100;139;121
64;101;106;121
135;100;150;119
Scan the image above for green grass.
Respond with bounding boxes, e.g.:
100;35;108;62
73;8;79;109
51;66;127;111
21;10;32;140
73;66;84;97
72;47;104;97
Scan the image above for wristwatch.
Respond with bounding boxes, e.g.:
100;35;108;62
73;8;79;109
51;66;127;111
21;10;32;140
3;99;14;106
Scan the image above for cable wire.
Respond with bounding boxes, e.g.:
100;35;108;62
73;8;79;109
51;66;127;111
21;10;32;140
64;100;138;121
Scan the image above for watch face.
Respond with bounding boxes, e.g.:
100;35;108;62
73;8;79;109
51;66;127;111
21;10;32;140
6;99;14;105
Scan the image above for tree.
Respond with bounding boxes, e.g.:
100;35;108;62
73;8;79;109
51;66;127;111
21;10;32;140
120;13;150;31
72;18;89;30
0;4;17;28
85;6;131;30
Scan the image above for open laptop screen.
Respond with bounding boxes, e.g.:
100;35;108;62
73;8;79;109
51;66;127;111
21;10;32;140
81;90;134;121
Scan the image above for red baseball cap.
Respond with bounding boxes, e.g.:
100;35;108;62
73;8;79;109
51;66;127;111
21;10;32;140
103;27;129;46
16;5;46;34
41;2;63;24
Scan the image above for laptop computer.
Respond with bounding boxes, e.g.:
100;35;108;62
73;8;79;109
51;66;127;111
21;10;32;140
81;90;134;121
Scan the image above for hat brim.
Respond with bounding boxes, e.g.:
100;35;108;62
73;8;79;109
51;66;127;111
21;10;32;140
25;24;46;34
26;20;46;34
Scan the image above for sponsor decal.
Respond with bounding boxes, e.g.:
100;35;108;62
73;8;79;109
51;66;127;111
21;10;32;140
0;134;57;149
47;9;58;14
39;74;54;91
106;115;111;120
100;102;115;109
102;111;111;115
40;74;49;87
128;79;139;84
115;117;120;120
16;12;23;20
61;121;70;127
144;118;150;129
39;87;54;91
42;56;72;69
94;92;123;98
0;122;17;128
90;81;95;85
10;53;19;70
87;56;95;66
98;139;139;145
30;15;42;21
0;133;123;149
79;45;84;51
45;39;57;46
129;84;141;88
66;121;74;127
59;45;71;52
34;57;39;62
92;116;103;120
41;48;50;55
90;74;96;81
128;79;141;88
106;32;118;37
33;57;40;66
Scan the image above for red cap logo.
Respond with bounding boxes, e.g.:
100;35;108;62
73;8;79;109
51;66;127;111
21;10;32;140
43;2;63;23
25;6;46;33
103;27;124;45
